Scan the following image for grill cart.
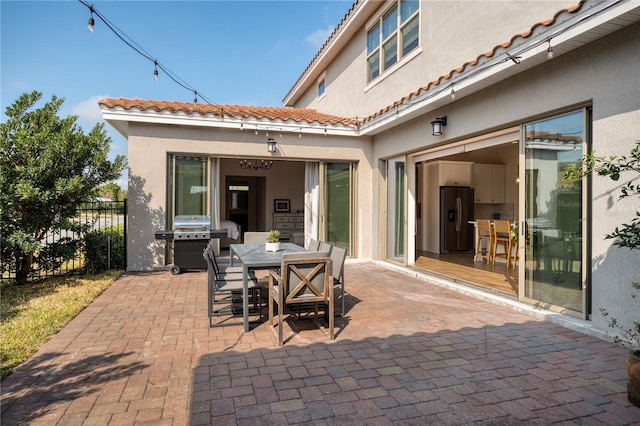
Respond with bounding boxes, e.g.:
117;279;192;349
155;215;226;275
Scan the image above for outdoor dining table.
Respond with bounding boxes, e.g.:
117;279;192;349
230;242;308;331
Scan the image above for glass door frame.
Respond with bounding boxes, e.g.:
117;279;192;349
383;155;410;265
517;107;590;319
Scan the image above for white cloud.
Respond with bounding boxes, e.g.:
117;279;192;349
67;94;107;125
306;25;335;50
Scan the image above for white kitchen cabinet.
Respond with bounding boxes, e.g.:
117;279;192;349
472;164;505;203
438;161;473;186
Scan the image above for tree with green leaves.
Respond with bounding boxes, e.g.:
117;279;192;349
564;141;640;250
99;182;126;201
0;91;127;284
564;141;640;349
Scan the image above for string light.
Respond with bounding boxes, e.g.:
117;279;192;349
78;0;567;138
87;6;95;33
78;0;214;105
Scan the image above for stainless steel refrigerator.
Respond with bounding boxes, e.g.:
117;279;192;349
440;186;475;253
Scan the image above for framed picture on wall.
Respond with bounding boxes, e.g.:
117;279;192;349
274;199;290;213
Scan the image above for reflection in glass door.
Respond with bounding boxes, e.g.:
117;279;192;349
522;110;587;315
387;157;405;262
322;162;353;251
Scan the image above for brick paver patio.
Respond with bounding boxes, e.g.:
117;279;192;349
1;262;638;424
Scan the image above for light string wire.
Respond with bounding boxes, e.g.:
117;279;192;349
78;0;215;105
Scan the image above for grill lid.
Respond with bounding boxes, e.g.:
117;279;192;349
173;215;210;230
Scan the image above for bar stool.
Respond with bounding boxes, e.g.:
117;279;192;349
474;219;493;262
491;220;512;268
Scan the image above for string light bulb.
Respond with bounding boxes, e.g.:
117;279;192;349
546;40;554;60
87;7;95;33
193;91;198;104
450;85;456;100
153;61;159;81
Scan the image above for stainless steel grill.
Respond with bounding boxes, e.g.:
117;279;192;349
155;215;226;274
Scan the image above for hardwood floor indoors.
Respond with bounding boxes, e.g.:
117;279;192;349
413;251;518;296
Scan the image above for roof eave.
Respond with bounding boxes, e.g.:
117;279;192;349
100;104;360;138
282;0;380;107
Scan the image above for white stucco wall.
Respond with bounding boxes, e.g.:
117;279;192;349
296;0;574;118
126;123;374;270
370;21;640;332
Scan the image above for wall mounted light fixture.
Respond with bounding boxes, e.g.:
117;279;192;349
431;116;447;136
267;137;277;153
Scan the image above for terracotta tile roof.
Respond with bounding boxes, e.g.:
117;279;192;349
99;98;357;127
360;0;586;124
102;1;586;131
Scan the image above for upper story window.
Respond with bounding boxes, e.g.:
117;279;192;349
318;74;326;98
367;0;419;82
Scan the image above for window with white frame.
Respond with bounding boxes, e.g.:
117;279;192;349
367;0;419;82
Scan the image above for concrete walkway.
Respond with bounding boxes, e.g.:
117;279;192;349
1;262;638;425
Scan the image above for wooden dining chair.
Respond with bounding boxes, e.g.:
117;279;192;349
474;219;493;262
268;251;333;346
491;220;512;267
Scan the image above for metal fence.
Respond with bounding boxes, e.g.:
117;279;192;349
0;200;127;281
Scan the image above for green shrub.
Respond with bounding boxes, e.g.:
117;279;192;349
84;225;125;273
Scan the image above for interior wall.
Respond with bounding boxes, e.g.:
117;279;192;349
219;159;305;231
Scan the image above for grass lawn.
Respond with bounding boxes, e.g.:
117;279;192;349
0;271;123;381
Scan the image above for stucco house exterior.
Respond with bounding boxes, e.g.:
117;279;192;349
100;0;640;342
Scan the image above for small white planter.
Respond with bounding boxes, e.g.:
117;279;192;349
265;242;281;252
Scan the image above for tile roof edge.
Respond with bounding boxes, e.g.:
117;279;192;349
98;98;357;127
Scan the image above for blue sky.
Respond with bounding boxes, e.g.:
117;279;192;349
1;0;353;188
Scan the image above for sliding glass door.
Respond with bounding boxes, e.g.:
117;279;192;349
521;110;588;316
321;162;355;253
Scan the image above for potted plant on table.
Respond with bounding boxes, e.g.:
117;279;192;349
265;230;281;252
564;140;640;407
